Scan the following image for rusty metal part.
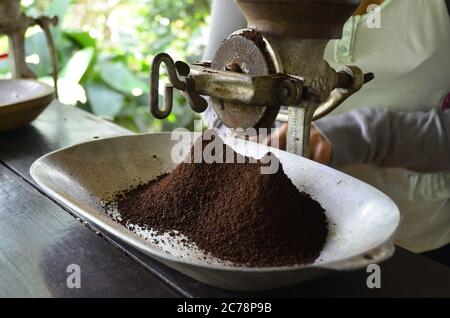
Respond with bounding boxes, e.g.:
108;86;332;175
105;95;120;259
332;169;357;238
149;26;373;158
149;52;305;122
189;66;303;107
287;67;374;157
149;30;305;130
264;36;371;157
149;43;372;157
235;0;361;39
313;67;375;120
210;31;280;129
150;53;208;119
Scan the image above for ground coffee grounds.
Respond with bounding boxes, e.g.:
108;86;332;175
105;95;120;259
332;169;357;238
115;134;328;267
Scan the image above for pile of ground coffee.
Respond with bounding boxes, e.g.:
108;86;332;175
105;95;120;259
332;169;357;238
115;134;328;267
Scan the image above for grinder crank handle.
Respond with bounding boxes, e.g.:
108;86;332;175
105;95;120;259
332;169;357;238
313;66;374;121
150;53;207;119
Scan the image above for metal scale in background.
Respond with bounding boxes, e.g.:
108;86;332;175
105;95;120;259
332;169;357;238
149;0;374;157
0;0;57;132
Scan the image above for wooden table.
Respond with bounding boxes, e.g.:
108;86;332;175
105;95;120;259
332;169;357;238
0;101;449;298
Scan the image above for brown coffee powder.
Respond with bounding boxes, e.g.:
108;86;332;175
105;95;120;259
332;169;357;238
115;134;328;267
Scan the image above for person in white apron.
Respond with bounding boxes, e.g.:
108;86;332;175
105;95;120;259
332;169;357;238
202;0;450;264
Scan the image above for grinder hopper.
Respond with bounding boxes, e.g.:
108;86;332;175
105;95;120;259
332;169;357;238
235;0;361;39
150;0;373;157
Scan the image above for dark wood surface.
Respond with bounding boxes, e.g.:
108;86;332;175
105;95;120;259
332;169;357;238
1;101;449;298
0;162;180;297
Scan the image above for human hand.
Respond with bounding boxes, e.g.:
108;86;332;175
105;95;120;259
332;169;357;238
310;125;332;165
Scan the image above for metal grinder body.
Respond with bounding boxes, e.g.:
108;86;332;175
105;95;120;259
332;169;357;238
150;0;373;157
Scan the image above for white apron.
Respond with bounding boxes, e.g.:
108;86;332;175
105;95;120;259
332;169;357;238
324;0;450;252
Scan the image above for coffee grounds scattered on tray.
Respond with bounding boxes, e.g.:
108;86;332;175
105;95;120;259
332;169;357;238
114;132;328;267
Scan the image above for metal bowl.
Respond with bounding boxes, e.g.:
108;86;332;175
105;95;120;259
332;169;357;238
0;79;54;132
30;132;401;291
235;0;361;38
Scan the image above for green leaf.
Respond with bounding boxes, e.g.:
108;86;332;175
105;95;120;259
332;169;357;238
87;83;124;118
46;0;71;23
57;37;79;71
114;115;139;132
25;32;52;77
64;31;96;48
0;60;10;76
98;61;148;95
45;0;71;43
21;0;209;133
0;36;8;52
59;47;95;83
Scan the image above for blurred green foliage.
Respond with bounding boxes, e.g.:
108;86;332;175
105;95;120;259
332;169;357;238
0;0;210;132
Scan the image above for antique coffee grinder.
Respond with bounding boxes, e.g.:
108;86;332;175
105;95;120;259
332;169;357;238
0;0;59;95
150;0;373;157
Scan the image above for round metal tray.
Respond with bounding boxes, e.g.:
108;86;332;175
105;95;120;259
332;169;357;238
0;79;54;132
30;132;401;290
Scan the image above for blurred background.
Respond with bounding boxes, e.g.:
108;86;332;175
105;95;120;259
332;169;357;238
0;0;211;132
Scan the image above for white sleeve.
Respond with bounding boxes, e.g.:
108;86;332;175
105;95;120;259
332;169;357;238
314;108;450;173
